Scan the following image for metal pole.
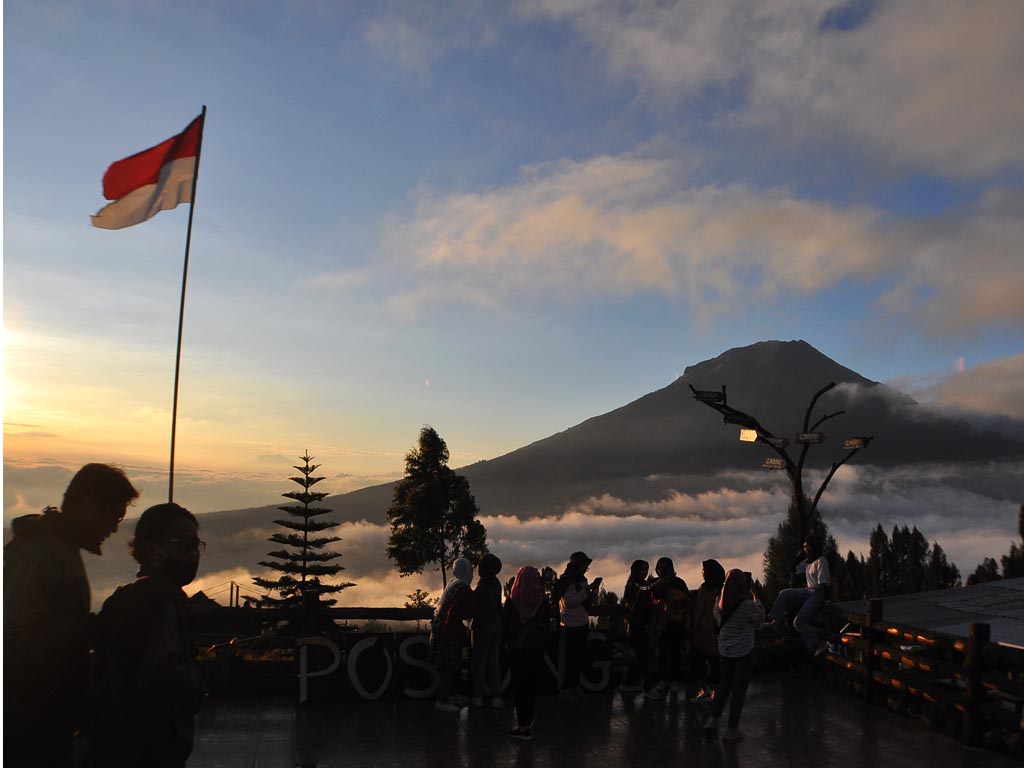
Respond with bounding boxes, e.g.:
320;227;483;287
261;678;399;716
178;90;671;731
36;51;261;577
168;106;207;502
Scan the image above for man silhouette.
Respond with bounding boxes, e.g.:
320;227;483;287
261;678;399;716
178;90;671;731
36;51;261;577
4;463;139;767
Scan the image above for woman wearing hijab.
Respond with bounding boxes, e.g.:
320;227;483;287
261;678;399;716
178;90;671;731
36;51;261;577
471;553;504;707
704;569;764;742
502;566;549;741
430;557;475;712
620;559;653;694
688;559;725;704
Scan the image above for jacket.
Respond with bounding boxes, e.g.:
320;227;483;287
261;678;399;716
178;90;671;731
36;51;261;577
93;575;223;768
3;510;93;735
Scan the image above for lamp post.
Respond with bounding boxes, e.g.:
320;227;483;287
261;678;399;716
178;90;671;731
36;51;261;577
689;382;873;540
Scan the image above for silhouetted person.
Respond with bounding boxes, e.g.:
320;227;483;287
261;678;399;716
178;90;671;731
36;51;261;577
766;534;830;655
704;569;764;742
646;556;690;699
93;502;227;768
430;557;475;712
619;559;653;693
503;565;549;741
688;559;725;703
4;463;139;768
555;551;601;700
471;553;504;707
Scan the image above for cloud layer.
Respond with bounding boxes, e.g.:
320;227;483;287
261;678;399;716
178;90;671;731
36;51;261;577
377;155;1022;335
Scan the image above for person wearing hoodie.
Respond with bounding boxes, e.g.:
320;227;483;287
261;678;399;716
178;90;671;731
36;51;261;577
554;551;601;700
3;463;139;768
688;559;725;704
646;556;690;700
471;553;504;707
430;557;475;712
93;502;231;768
620;559;654;694
704;569;765;742
503;565;550;742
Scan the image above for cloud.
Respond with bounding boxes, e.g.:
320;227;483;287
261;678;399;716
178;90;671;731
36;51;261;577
375;152;1021;336
521;0;1024;178
887;353;1024;422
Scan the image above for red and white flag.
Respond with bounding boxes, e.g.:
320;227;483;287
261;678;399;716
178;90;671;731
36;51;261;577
91;114;204;230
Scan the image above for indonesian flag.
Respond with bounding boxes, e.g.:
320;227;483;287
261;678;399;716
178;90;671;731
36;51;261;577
91;114;204;230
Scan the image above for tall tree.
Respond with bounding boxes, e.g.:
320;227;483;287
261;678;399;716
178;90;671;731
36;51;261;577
967;557;1002;586
923;543;961;591
1000;504;1024;578
254;453;355;607
385;426;488;586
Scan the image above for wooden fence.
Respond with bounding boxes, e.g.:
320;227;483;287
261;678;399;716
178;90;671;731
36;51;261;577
818;599;1024;750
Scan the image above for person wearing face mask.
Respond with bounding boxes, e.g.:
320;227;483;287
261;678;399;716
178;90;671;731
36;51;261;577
4;463;139;768
92;503;229;768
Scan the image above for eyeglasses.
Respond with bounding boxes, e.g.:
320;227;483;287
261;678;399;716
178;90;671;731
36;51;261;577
164;537;206;555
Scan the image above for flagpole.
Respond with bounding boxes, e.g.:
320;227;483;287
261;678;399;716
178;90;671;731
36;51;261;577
169;105;207;503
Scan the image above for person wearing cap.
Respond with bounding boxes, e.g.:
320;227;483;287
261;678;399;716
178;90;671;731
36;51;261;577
471;553;504;707
554;551;601;700
765;534;830;656
4;463;139;768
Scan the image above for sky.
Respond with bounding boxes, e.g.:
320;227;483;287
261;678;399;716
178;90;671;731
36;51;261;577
4;0;1023;563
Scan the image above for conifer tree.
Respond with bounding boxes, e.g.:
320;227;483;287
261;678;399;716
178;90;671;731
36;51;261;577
385;426;487;586
254;452;355;607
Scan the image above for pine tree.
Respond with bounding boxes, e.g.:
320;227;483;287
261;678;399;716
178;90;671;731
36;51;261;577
967;557;1002;586
923;542;961;591
254;452;355;607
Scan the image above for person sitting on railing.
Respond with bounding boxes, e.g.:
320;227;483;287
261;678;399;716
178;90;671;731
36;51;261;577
765;535;830;657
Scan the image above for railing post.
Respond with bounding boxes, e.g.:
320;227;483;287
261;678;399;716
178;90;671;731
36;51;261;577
964;622;990;746
863;598;882;699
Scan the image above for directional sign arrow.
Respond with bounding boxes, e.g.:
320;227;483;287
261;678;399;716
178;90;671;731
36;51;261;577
762;457;786;470
796;432;826;444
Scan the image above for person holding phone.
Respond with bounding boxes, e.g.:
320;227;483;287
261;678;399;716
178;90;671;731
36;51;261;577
554;551;601;700
704;568;764;742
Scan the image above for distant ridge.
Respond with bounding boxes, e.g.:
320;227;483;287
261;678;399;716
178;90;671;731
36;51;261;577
237;340;1024;524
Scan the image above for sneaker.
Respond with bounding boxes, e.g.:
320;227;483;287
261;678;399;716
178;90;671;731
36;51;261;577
507;727;533;742
451;694;470;705
689;689;712;704
470;696;484;707
434;700;460;713
619;682;643;693
644;685;665;701
559;688;581;701
722;727;744;742
490;697;503;708
670;681;681;694
703;716;719;734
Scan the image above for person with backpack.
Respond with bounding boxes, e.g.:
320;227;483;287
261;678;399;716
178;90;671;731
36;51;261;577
554;551;601;700
503;566;550;742
471;553;504;707
430;557;475;712
704;569;765;742
688;559;725;704
646;556;690;700
620;559;654;694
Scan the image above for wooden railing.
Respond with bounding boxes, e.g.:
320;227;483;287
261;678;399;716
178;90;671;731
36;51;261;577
818;599;1024;749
